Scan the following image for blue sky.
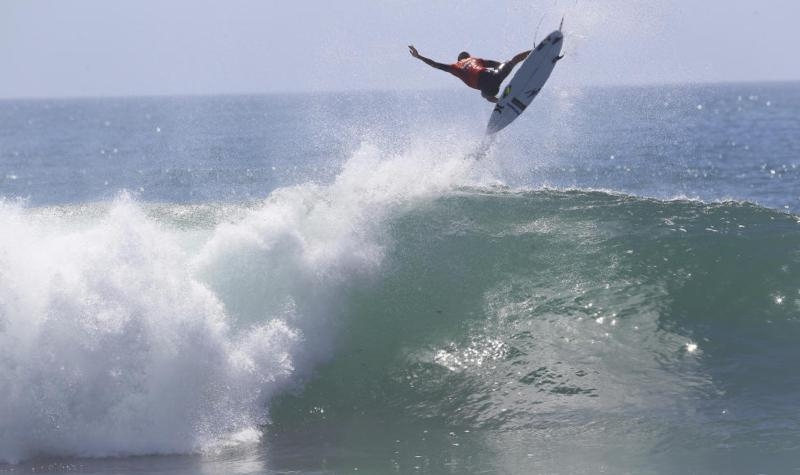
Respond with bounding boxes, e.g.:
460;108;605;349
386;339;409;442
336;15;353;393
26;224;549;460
1;0;798;98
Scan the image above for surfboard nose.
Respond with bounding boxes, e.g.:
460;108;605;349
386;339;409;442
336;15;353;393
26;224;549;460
548;31;564;45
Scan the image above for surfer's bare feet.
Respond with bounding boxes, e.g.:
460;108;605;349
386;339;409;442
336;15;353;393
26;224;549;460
511;50;531;64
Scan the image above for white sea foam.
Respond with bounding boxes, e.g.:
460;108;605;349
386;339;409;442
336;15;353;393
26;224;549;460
0;140;480;463
0;198;298;462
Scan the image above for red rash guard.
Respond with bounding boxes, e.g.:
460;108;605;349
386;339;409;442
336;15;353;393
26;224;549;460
449;58;486;89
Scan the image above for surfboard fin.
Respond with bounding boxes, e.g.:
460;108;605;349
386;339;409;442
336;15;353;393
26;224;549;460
555;17;566;62
533;14;546;49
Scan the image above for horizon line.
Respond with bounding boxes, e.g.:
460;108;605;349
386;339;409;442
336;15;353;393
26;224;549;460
1;78;799;102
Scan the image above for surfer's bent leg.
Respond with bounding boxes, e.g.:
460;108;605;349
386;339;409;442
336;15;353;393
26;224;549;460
495;62;516;83
481;91;499;103
478;70;502;102
510;50;530;65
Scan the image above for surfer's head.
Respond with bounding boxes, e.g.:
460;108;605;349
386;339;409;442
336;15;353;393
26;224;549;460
457;51;470;61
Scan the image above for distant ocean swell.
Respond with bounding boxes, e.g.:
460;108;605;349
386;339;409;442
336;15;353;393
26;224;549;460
1;145;799;464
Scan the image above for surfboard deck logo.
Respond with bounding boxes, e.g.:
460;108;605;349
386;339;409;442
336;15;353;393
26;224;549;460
486;26;564;135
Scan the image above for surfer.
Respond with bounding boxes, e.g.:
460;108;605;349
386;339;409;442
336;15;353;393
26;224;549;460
408;46;530;103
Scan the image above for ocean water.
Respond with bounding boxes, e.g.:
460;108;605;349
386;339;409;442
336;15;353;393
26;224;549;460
1;83;799;474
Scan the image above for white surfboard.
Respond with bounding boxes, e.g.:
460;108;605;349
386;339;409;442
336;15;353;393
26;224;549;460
486;29;564;135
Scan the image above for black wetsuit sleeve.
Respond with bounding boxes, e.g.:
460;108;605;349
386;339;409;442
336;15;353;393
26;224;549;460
483;59;502;69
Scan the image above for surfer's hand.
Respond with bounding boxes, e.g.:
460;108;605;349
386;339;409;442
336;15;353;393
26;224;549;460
408;45;420;58
485;96;499;103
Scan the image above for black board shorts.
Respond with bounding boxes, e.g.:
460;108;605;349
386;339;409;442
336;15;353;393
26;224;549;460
477;62;515;97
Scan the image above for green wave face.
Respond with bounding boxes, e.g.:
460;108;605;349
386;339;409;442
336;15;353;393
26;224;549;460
266;189;800;473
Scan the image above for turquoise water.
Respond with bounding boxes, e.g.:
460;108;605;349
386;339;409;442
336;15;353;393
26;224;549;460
1;83;799;474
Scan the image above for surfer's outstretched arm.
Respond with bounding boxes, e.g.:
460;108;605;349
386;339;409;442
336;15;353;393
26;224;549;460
408;45;451;72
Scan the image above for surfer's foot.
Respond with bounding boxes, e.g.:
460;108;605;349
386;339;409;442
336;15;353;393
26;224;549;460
510;50;531;65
